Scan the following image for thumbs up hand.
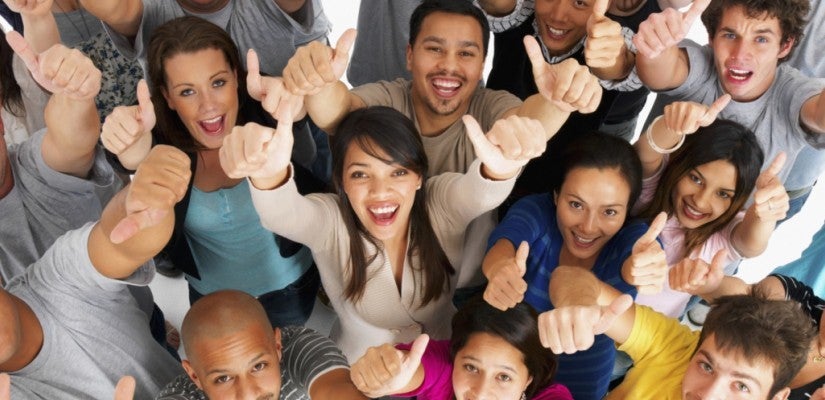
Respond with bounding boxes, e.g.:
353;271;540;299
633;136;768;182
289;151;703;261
484;241;531;311
283;28;356;95
585;0;628;74
751;153;789;222
350;334;430;398
622;212;668;295
102;80;156;160
633;0;711;59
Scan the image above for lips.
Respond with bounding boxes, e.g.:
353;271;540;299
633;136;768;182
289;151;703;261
198;115;225;136
368;204;399;226
681;201;709;221
571;232;599;249
430;77;462;98
726;67;753;82
543;22;571;41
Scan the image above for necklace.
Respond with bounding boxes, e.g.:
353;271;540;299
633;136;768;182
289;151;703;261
813;341;825;363
53;0;92;41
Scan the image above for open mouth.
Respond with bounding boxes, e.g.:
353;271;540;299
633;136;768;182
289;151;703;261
431;77;462;99
198;115;225;136
368;204;400;226
681;202;709;221
571;232;598;249
727;67;753;82
543;22;572;41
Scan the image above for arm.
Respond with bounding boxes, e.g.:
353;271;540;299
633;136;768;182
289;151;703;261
731;154;788;258
586;0;635;81
349;335;429;398
78;0;142;38
800;89;825;135
88;145;191;279
633;0;710;90
6;31;103;178
4;0;59;53
308;369;369;400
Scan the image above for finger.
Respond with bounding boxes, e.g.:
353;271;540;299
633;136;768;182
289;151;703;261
524;35;548;82
114;376;136;400
699;94;731;126
635;212;667;250
682;0;711;27
709;249;728;277
515;241;529;276
763;152;787;180
594;294;633;334
538;312;563;353
136;80;156;130
6;30;38;72
405;334;429;368
244;127;275;164
331;28;357;77
110;208;169;244
463;114;498;159
592;0;609;21
246;49;263;99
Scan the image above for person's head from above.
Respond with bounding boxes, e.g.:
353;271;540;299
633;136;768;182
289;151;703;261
147;16;245;153
450;297;558;400
701;0;810;102
407;0;490;121
533;0;601;57
641;119;763;257
550;132;642;266
331;106;453;305
686;293;815;400
180;290;282;400
174;0;230;14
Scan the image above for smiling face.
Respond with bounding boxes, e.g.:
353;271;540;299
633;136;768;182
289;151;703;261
682;335;785;400
709;5;793;102
534;0;592;57
452;332;533;400
161;48;239;150
342;140;423;244
183;324;282;400
407;11;485;121
672;160;737;230
554;167;631;266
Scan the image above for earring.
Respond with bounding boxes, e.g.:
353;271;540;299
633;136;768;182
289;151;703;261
521;392;527;400
416;184;421;190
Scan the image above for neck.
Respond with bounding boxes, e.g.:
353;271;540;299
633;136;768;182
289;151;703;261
558;245;598;270
52;0;80;13
411;94;471;138
0;294;43;372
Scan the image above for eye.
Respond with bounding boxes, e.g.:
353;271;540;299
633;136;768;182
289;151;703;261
252;362;268;372
569;200;583;210
459;50;477;58
392;168;409;177
463;364;479;373
574;0;587;7
604;208;618;217
717;190;732;199
214;375;232;384
734;381;750;393
722;32;736;40
426;46;443;54
689;173;702;185
350;171;367;179
497;373;512;382
179;88;195;97
755;36;768;44
699;361;713;374
213;78;227;88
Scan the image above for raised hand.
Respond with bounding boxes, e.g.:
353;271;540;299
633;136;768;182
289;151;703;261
113;376;136;400
350;334;429;398
669;249;728;296
219;110;295;189
538;294;633;354
6;30;101;100
622;212;668;295
585;0;626;71
246;49;306;121
525;36;602;114
463;114;546;180
283;28;356;96
3;0;52;16
633;0;711;59
484;241;530;311
751;153;789;221
101;80;156;156
110;145;191;244
662;95;730;135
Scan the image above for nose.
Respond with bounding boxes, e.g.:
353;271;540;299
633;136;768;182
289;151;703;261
580;211;598;235
436;50;459;73
198;89;218;112
694;187;714;210
696;377;728;400
730;39;750;60
468;378;494;400
368;176;391;197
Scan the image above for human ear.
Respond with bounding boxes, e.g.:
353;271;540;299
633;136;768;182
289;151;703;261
182;359;203;390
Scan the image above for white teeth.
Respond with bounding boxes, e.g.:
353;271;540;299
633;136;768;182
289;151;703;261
574;234;595;244
203;116;222;123
547;25;567;35
433;79;460;88
685;204;705;217
369;205;398;214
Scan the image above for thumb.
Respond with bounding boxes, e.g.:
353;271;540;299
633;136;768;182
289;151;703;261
761;152;786;183
6;31;38;73
682;0;711;27
110;208;169;244
699;94;731;126
524;35;548;79
463;114;499;161
403;334;429;370
709;249;728;277
332;28;357;78
136;80;156;130
515;241;530;276
246;48;263;98
0;373;9;400
594;294;633;334
591;0;609;21
635;212;667;252
114;376;136;400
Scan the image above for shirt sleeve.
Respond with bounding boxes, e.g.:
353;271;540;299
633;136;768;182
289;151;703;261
281;326;350;393
487;195;550;250
478;0;534;33
396;339;454;399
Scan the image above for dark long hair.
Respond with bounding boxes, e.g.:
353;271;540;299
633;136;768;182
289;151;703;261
1;35;23;117
331;106;453;305
640;120;763;257
450;297;558;398
146;16;252;152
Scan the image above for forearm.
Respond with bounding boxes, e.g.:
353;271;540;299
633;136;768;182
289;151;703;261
41;94;100;177
482;239;517;278
78;0;142;37
591;47;635;82
730;212;773;258
701;275;751;303
634;116;673;178
636;46;688;91
20;12;60;54
116;134;154;171
800;92;825;135
308;368;369;400
477;0;518;16
549;266;602;307
89;187;175;280
304;82;356;134
515;96;571;141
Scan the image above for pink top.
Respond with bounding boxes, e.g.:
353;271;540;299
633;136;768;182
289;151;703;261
633;157;743;318
397;340;573;400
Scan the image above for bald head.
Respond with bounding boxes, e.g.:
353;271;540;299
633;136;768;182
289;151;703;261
181;290;274;361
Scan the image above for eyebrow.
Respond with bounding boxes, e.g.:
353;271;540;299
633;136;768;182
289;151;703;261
698;350;763;389
720;26;778;37
565;193;626;209
421;36;481;51
691;169;736;193
171;70;231;90
461;355;518;374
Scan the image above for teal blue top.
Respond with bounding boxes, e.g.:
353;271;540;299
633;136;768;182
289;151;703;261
183;180;311;296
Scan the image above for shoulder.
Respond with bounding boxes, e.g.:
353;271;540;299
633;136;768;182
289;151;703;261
155;374;206;400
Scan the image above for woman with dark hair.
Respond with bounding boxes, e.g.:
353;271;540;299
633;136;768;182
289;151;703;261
221;105;545;360
482;131;665;400
101;16;322;327
350;296;572;400
632;96;786;319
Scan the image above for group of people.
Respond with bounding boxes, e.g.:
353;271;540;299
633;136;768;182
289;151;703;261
1;0;825;399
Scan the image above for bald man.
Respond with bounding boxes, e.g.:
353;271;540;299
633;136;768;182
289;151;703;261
156;290;367;400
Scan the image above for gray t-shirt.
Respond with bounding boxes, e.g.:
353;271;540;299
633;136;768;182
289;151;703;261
0;129;119;283
647;42;825;186
104;0;330;79
155;326;349;400
7;223;183;399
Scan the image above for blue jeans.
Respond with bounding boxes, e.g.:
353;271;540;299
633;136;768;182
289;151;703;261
188;264;321;327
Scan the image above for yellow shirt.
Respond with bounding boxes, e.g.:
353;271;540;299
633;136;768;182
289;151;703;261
607;305;700;399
